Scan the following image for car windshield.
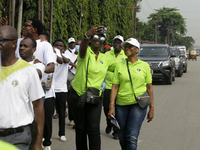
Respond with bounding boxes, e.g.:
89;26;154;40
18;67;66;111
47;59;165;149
171;48;180;56
138;47;169;57
180;50;185;54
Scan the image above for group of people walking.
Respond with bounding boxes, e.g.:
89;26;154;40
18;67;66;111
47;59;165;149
0;18;154;150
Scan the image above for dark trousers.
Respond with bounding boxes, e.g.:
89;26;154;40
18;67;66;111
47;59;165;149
67;89;74;121
55;92;67;136
103;89;118;133
69;88;102;150
43;97;55;146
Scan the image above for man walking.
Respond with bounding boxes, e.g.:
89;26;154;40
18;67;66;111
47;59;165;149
0;26;44;150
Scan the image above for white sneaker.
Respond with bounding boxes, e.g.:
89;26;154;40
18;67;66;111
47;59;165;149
60;136;67;142
68;120;75;126
43;146;51;150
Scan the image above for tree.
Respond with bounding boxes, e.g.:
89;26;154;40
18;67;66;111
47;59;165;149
148;7;187;44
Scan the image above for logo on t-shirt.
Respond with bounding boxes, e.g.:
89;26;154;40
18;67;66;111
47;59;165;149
11;80;19;87
137;68;141;72
33;55;36;60
121;58;124;61
100;60;103;64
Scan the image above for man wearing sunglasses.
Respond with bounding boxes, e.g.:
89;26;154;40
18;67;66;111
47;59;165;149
15;19;57;150
0;26;45;150
103;35;127;140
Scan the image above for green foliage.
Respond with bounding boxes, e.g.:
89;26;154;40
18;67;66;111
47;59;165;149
148;7;188;44
0;0;158;47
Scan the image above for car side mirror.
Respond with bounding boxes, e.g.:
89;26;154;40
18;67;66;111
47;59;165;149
171;53;176;57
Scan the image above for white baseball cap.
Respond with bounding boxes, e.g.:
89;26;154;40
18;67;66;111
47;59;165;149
113;35;124;42
68;37;75;43
121;38;140;49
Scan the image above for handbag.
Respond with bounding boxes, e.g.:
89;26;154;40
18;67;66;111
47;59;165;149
67;58;77;90
46;75;53;90
67;70;75;90
78;57;100;108
126;59;151;108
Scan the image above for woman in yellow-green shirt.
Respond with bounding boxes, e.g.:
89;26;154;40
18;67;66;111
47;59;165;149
69;25;114;150
108;38;154;150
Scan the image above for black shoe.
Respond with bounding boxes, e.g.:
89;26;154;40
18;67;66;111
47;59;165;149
105;126;112;134
112;132;119;140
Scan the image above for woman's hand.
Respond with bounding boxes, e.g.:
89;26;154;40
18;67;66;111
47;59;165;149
85;24;103;37
108;105;115;120
147;108;154;123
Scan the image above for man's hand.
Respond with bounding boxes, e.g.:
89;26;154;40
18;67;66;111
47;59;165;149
32;143;42;150
34;59;42;64
0;16;8;26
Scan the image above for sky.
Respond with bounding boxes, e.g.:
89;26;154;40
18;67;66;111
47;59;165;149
137;0;200;48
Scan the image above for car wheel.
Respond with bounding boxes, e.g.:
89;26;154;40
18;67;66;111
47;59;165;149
184;67;187;73
166;72;172;85
177;68;182;77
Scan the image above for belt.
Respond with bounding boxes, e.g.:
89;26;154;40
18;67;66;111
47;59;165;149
0;125;29;137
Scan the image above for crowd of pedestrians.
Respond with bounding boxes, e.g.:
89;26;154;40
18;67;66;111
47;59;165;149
0;18;154;150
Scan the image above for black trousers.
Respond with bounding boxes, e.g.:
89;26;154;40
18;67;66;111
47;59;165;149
69;88;102;150
103;89;118;133
67;89;74;121
55;92;67;136
43;97;55;146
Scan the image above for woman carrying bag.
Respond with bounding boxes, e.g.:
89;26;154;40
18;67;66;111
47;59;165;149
69;25;115;150
108;38;154;150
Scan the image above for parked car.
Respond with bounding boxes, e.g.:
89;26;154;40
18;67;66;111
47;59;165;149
170;47;183;77
138;44;176;85
180;50;188;73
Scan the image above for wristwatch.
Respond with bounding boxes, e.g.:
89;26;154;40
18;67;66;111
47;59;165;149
84;33;90;39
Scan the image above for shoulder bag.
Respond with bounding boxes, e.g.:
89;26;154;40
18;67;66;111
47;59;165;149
78;57;100;108
126;59;151;108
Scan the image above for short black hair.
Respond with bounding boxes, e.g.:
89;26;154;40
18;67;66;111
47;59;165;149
53;39;66;49
22;37;37;48
28;18;44;35
40;30;50;42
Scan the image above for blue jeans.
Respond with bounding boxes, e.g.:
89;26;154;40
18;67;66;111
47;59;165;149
115;104;147;150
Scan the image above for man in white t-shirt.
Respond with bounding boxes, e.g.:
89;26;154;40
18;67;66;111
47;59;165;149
0;26;44;150
15;18;56;150
53;39;71;141
19;37;45;79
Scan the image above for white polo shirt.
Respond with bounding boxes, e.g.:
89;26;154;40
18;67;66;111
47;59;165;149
0;59;45;128
54;53;70;93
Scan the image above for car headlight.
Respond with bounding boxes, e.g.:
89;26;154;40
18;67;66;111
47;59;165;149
162;60;170;66
175;58;180;62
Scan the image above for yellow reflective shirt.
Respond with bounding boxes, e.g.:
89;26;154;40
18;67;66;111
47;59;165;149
105;49;127;89
0;140;19;150
72;46;115;96
113;59;152;105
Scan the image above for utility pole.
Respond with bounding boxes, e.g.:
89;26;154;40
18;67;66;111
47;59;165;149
166;22;172;45
127;0;140;38
154;12;162;44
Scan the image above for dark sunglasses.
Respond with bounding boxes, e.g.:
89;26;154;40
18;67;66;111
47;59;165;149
0;38;16;44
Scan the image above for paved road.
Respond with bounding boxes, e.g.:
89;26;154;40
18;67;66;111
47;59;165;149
51;59;200;150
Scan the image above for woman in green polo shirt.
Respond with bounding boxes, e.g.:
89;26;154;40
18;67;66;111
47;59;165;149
69;25;115;150
108;38;154;150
